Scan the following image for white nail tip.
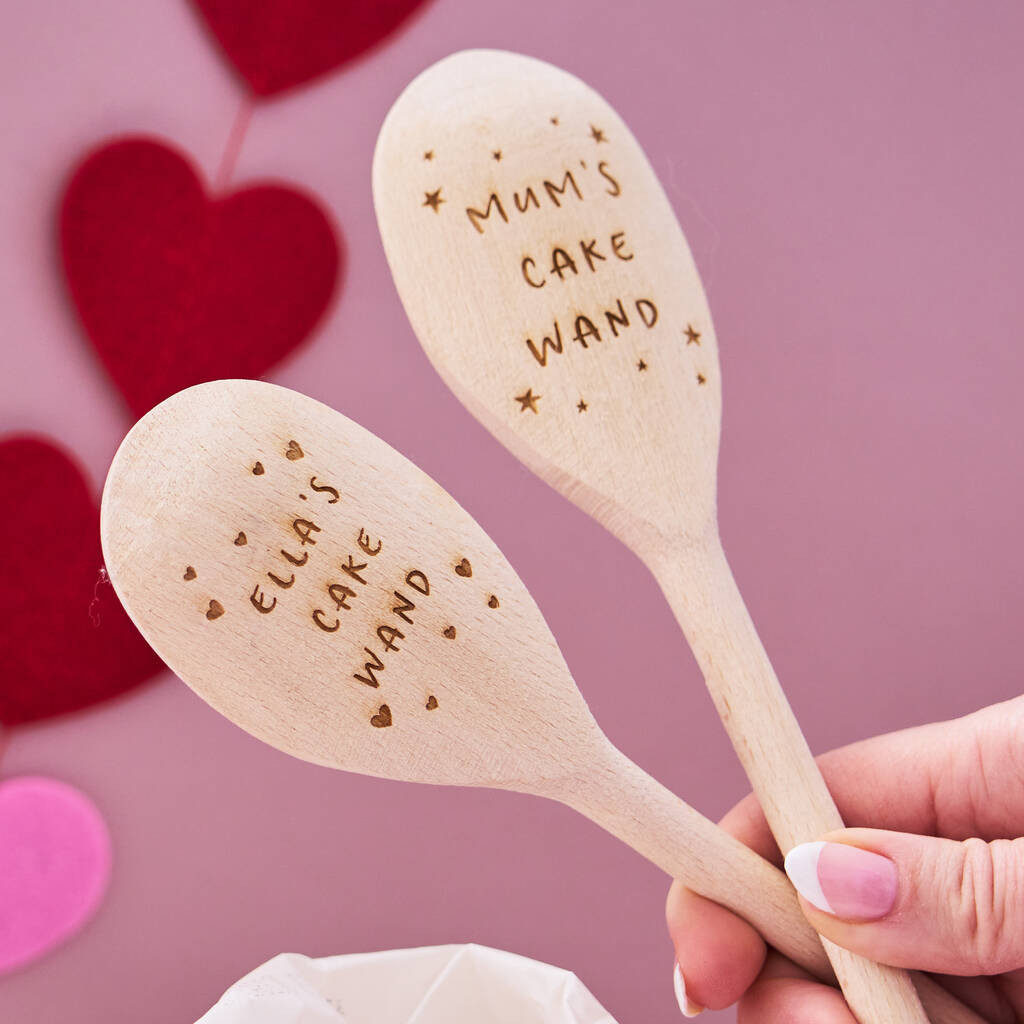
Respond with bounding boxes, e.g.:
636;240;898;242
673;962;704;1017
784;840;835;914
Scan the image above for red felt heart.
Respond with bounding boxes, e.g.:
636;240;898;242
190;0;431;97
0;436;164;726
60;136;341;417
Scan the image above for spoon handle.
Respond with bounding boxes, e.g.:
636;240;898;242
649;536;930;1024
560;745;978;1024
561;743;831;975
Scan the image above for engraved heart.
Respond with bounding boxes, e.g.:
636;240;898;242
233;531;247;546
487;594;499;608
370;704;392;728
425;696;439;710
285;440;304;461
206;600;224;620
183;566;197;581
454;558;472;578
252;461;264;475
442;626;456;640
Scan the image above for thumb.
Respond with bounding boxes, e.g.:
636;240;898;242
785;828;1024;976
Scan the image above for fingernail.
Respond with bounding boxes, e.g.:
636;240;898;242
785;841;898;920
673;961;704;1017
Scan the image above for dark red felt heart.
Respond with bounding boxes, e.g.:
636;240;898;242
0;437;165;726
60;136;341;417
189;0;431;98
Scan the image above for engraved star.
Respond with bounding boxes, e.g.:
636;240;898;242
577;399;588;412
423;188;444;212
515;389;541;414
423;150;434;161
685;324;701;345
492;150;502;161
637;359;648;372
697;373;707;386
590;124;607;143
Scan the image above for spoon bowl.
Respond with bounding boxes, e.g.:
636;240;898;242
374;49;720;559
101;379;600;791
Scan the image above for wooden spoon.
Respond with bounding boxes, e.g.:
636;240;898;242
373;51;927;1023
101;380;971;1024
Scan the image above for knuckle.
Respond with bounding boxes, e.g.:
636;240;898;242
1005;708;1024;792
953;836;1024;974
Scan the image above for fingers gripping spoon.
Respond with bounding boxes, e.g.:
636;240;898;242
373;51;924;1023
101;382;972;1024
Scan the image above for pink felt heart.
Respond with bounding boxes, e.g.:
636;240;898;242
0;777;112;973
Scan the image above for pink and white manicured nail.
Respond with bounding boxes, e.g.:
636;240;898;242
785;841;898;921
673;962;704;1017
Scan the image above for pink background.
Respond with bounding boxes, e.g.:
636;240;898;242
2;2;1023;1021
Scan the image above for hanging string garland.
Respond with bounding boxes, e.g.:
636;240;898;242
1;0;431;972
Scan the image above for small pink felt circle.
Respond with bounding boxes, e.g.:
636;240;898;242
0;776;112;973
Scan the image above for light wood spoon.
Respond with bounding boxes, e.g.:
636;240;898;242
100;380;972;1024
373;50;932;1024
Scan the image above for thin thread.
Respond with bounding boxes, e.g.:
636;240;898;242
214;96;253;191
88;565;108;627
658;153;720;295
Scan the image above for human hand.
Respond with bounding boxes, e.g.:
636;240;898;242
666;697;1024;1022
